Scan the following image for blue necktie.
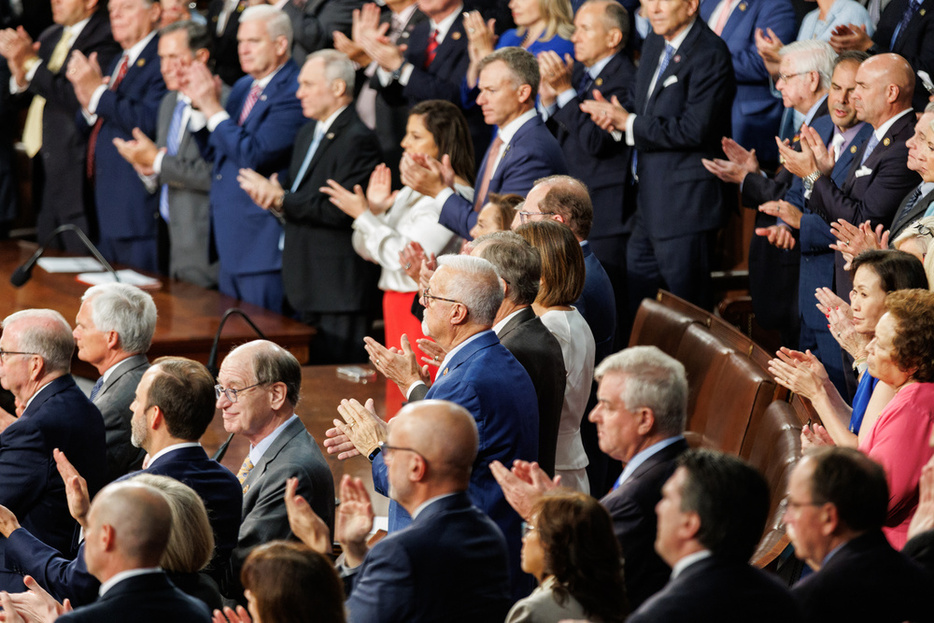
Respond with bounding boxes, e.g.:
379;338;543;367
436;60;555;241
860;133;880;166
656;44;675;84
577;70;594;99
896;185;924;225
159;99;187;222
290;125;325;193
891;0;921;49
89;377;104;401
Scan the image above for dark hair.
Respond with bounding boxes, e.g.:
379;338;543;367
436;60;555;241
850;249;928;293
410;100;476;185
148;357;216;440
532;491;628;623
536;176;594;240
241;541;346;623
678;450;770;562
474;231;541;306
485;192;524;230
884;289;934;382
805;447;889;533
834;49;869;68
159;19;213;56
516;220;585;307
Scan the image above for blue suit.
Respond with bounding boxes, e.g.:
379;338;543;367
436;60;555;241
700;0;796;164
207;60;305;311
345;492;511;623
438;115;568;240
372;331;538;595
1;445;243;606
90;35;167;271
578;242;616;367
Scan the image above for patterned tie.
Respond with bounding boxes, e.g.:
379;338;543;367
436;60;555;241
87;53;130;178
712;0;734;35
424;29;438;69
236;456;254;489
290;125;326;193
89;377;104;402
891;0;921;49
159;99;188;222
238;82;263;125
577;71;594;99
23;27;74;157
860;133;880;166
473;133;504;211
895;186;924;228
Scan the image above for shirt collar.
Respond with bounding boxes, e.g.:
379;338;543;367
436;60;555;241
803;94;827;126
873;107;913;141
665;17;696;54
429;4;463;43
23;379;56;412
146;442;202;467
614;435;684;488
314;105;348;137
121;30;157;69
497;109;538;146
587;53;615;79
252;62;286;91
492;307;527;335
834;121;867;153
99;568;162;596
67;16;91;40
436;331;488;376
249;414;299;465
411;492;459;520
671;549;712;579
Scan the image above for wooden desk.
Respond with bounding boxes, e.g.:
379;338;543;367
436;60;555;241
0;240;315;375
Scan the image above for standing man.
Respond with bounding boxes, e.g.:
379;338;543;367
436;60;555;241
74;283;156;482
238;50;382;363
114;20;221;288
582;0;736;313
67;0;167;272
0;0;119;252
207;0;246;86
186;4;305;312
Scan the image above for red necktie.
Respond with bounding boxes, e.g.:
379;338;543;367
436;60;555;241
424;29;438;69
238;82;263;125
87;53;130;179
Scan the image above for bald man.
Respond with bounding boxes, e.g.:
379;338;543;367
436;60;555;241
57;482;210;622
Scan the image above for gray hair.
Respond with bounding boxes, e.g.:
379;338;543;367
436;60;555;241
1;309;74;374
307;49;355;94
478;47;540;99
241;5;293;51
231;340;302;407
780;39;836;91
436;254;503;326
473;231;541;306
82;284;157;355
594;346;687;436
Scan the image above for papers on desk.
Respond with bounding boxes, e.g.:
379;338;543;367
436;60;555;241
37;257;105;273
76;269;161;289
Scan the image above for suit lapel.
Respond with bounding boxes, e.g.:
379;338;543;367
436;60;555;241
301;107;355;183
243;417;303;491
497;307;535;342
648;22;701;106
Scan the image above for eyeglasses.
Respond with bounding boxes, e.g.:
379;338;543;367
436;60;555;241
518;210;556;224
420;287;460;309
777;70;810;83
0;350;38;362
521;521;537;538
215;382;266;403
377;440;428;464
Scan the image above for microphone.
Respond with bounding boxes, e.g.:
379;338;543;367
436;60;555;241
208;308;268;462
11;225;120;287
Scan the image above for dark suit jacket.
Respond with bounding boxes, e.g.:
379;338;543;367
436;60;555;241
792;531;932;623
208;60;305;276
628;554;802;622
871;0;934;111
345;492;511;623
280;107;382;313
497;307;566;477
0;376;106;559
902;528;934;583
94;354;148;483
548;53;636;240
284;0;364;66
2;445;243;606
632;20;736;240
207;0;246;87
888;184;934;241
57;572;211;623
699;0;796;163
439;115;568;239
599;437;687;608
578;241;616;366
91;34;167;241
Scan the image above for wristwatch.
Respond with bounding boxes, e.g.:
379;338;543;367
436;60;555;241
803;171;821;192
367;445;382;463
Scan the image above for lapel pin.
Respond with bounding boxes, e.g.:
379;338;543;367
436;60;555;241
850;145;857;153
739;2;747;10
883;137;891;146
443;367;449;375
326;132;335;140
260;94;267;101
242;484;250;494
452;31;461;40
921;8;927;15
673;55;681;63
595;77;603;86
136;58;145;67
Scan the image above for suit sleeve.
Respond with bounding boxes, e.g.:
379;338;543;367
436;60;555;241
741;170;792;208
94;66;167;139
552;86;633;158
159;147;215;193
209;93;305;171
345;539;415;622
0;419;51;516
438;192;477;240
4;531;99;606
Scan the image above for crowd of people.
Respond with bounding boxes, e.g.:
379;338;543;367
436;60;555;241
0;0;932;620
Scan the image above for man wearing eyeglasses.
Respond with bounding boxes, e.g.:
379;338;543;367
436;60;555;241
0;309;106;588
214;338;333;602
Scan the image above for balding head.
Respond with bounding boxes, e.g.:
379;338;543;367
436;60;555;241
854;54;915;128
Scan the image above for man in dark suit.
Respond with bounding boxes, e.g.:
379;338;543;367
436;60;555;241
216;339;334;600
887;106;934;241
469;231;566;477
206;0;245;86
66;0;167;273
785;447;931;622
239;49;381;363
0;357;243;605
113;20;221;288
539;0;635;336
73;283;155;483
490;345;690;608
291;400;512;623
186;4;305;313
402;46;568;241
0;0;119;252
628;449;801;622
0;310;106;584
581;0;736;314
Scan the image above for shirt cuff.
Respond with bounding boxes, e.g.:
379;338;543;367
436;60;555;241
556;88;576;109
406;381;426;400
624;113;637;146
88;84;107;115
398;62;414;86
207;111;230;132
435;186;455;203
152;149;166;174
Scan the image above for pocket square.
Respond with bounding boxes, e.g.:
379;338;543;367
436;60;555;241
854;166;873;178
662;75;678;88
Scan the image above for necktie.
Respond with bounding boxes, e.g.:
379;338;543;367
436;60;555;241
87;53;130;178
860;133;880;166
577;71;594;99
236;456;254;489
895;186;924;227
89;377;104;402
473;133;504;210
891;0;921;49
830;131;846;160
712;0;734;36
290;125;326;193
424;29;438;69
159;99;188;222
23;27;74;157
650;43;675;99
238;83;263;125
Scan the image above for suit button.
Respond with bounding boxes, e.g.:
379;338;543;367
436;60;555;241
216;174;222;180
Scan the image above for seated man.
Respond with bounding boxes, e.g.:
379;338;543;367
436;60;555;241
288;400;512;623
785;447;931;623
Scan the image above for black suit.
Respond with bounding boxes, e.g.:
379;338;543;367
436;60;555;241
628;555;802;622
888;184;934;242
207;0;245;87
280;107;382;363
497;307;566;477
57;572;210;623
792;531;932;623
871;0;934;111
599;437;688;608
902;529;934;582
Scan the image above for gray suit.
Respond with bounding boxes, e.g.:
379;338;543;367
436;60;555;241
94;354;149;483
154;91;221;288
231;416;334;596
